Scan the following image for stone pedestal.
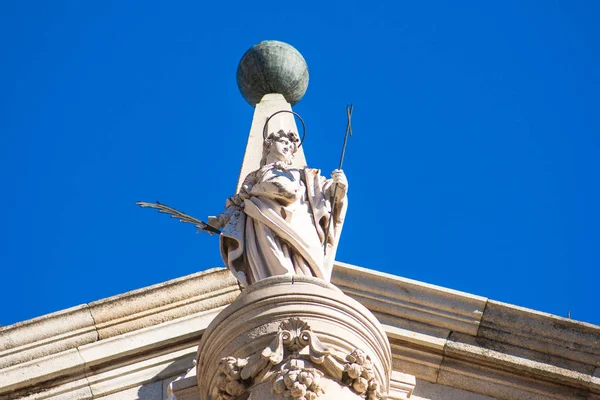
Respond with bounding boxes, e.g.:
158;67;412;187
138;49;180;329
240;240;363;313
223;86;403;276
196;276;395;400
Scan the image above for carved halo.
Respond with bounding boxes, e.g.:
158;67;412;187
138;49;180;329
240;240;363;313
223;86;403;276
263;110;307;148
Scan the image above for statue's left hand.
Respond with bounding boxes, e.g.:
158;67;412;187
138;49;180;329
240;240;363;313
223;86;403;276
331;169;348;195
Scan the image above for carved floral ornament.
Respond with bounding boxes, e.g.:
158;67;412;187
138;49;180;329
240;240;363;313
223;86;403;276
212;318;385;400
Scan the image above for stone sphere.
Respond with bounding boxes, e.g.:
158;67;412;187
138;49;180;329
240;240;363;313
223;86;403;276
237;40;309;107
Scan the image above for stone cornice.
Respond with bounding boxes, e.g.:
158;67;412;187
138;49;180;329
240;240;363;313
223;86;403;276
479;300;600;367
1;263;598;399
0;268;239;371
333;263;600;399
331;262;487;336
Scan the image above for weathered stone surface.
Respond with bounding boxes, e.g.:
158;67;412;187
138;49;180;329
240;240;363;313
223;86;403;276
592;367;600;397
78;309;220;369
478;300;600;367
390;342;444;383
0;304;97;369
0;349;87;398
389;370;416;399
0;269;227;400
411;378;496;400
438;357;590;400
0;267;239;378
1;376;92;400
85;346;195;398
237;40;308;107
89;268;239;340
377;313;450;352
446;332;595;391
168;370;200;400
33;386;92;400
96;381;162;400
332;262;486;335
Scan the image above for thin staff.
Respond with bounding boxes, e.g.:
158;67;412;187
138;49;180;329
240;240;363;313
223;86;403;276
324;104;353;255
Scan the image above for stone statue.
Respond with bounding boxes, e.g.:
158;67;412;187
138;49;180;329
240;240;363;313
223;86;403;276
208;129;348;287
138;41;402;400
137;41;350;289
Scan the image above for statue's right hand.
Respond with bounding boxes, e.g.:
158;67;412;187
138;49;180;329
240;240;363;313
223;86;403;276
207;215;224;230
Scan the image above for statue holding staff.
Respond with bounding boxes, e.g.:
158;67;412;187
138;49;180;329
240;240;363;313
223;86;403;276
207;128;348;287
138;42;353;288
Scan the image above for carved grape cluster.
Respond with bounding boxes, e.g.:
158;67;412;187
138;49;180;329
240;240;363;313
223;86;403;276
343;349;380;399
272;360;324;400
213;357;248;400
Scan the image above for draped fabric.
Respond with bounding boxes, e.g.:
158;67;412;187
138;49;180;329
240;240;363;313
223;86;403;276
219;164;347;287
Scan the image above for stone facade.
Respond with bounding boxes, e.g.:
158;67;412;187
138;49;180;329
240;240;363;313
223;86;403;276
1;262;598;400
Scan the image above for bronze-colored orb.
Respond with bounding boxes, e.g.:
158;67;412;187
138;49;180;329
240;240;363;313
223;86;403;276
237;40;309;107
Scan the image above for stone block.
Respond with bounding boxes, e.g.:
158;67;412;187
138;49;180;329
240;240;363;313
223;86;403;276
378;311;449;384
377;313;450;352
438;357;590;399
78;311;212;370
478;300;600;367
592;367;600;396
85;346;195;398
390;342;443;383
411;378;496;400
332;262;486;335
446;332;595;391
94;382;162;400
388;370;416;399
169;375;200;400
19;378;93;400
0;305;97;369
0;349;86;397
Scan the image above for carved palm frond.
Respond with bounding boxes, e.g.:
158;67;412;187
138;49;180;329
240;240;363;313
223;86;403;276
136;201;221;235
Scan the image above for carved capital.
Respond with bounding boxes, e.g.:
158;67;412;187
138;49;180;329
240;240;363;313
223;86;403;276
197;276;396;400
212;318;390;400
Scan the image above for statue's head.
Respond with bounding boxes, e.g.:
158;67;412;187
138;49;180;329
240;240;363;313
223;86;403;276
261;129;300;166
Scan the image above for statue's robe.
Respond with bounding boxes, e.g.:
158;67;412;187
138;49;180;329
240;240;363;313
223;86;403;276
219;165;347;287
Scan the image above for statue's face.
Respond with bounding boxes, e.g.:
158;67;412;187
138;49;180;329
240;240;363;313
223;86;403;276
269;137;294;163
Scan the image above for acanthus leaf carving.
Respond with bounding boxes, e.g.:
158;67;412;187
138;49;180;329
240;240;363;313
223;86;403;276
261;324;285;364
240;351;269;381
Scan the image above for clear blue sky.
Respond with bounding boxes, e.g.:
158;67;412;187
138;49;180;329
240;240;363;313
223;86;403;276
1;1;598;327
